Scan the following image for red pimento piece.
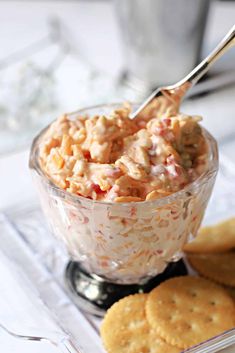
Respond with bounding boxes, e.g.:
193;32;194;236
163;118;171;126
130;207;137;217
154;119;174;141
83;150;91;160
91;183;105;194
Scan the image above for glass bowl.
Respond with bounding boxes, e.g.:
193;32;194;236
29;103;218;285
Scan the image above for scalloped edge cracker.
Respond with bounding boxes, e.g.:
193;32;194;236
100;293;181;353
183;217;235;253
146;276;235;349
187;253;235;287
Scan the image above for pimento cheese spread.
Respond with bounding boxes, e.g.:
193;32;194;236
39;102;208;202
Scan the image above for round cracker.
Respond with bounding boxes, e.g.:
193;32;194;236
146;276;235;349
100;293;181;353
183;218;235;254
188;253;235;287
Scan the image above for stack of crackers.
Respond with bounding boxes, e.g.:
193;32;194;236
100;218;235;352
184;217;235;299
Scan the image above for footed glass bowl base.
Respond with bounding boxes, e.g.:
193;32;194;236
65;260;187;317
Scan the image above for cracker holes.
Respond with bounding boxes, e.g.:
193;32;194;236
185;323;192;330
190;291;198;298
205;316;214;323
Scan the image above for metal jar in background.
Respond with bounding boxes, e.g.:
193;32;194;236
114;0;210;90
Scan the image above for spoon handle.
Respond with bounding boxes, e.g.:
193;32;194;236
179;24;235;87
131;25;235;119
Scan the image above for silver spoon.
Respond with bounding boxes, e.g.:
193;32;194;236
0;322;81;353
131;24;235;119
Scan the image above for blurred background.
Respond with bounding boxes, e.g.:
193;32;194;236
0;0;234;202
